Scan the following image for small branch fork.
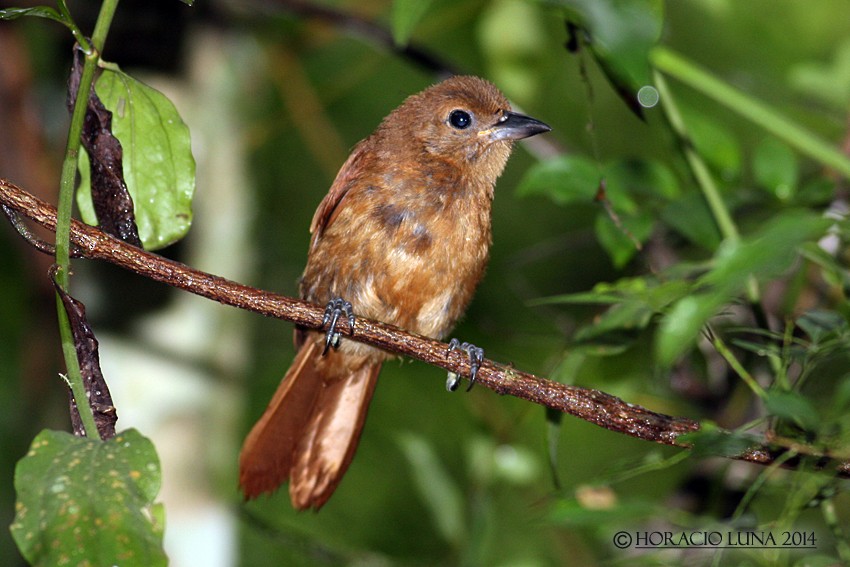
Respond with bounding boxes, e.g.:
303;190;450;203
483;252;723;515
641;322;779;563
2;178;849;479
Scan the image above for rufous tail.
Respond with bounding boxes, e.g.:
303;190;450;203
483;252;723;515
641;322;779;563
239;338;381;510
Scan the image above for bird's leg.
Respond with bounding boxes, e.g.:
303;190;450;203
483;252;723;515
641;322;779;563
322;297;355;355
446;338;484;392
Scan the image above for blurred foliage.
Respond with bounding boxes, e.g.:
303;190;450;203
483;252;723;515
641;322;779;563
2;0;850;565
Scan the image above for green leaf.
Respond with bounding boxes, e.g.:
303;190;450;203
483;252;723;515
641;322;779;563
516;155;600;205
657;211;832;364
681;106;742;180
704;211;832;291
397;432;465;546
764;389;821;432
795;177;836;206
678;422;759;458
799;242;850;291
794;556;850;567
832;375;850;413
577;300;654;338
753;137;799;201
543;276;692;355
77;65;195;250
530;290;623;306
660;193;722;250
468;436;539;486
796;309;848;344
550;498;656;527
534;275;693;309
604;158;680;202
391;0;434;46
573;300;654;354
0;6;65;23
594;211;653;268
789;38;850;111
11;429;166;566
656;294;722;366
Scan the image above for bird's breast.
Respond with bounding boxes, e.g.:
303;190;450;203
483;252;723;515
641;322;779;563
301;176;493;343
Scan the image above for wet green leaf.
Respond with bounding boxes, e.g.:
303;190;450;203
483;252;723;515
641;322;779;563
11;429;165;566
77;65;195;250
0;6;64;22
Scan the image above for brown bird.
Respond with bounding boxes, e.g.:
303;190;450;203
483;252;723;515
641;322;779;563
239;75;551;510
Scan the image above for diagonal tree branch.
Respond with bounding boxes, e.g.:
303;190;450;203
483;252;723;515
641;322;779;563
2;177;849;479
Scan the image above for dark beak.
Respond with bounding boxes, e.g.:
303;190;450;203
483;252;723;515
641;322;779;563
489;111;552;141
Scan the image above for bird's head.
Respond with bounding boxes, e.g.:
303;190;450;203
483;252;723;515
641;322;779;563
379;76;551;184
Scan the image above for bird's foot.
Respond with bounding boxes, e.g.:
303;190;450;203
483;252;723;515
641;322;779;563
322;297;355;355
446;338;484;392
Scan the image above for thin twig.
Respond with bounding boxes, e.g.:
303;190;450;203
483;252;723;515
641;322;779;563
2;204;82;257
2;178;849;478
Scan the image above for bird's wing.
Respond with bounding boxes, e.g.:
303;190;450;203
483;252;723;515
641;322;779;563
309;140;371;248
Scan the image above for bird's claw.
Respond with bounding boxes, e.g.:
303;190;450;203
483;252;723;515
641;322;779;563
322;297;355;355
446;338;484;392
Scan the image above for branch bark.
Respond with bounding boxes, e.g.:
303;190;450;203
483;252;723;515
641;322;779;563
2;178;848;478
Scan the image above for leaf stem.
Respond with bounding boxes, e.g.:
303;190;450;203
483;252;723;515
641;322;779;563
54;2;90;51
652;70;739;242
90;0;119;52
55;49;99;440
54;0;121;440
709;328;767;399
653;69;761;304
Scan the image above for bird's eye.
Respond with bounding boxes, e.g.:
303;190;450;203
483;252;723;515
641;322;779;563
448;110;472;130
